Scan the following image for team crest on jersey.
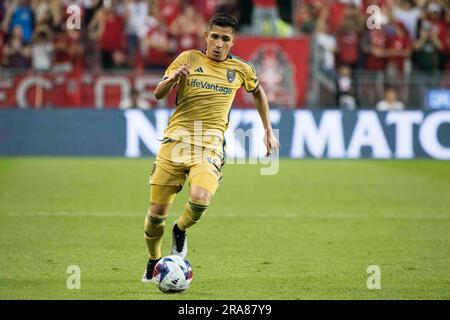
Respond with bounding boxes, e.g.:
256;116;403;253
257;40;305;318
226;69;236;83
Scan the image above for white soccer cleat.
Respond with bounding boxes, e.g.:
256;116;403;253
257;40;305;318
171;220;187;259
141;273;154;284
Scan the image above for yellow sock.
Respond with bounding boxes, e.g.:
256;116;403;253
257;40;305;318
144;213;167;260
177;198;209;231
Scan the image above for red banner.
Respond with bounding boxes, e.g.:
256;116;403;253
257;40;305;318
0;71;167;109
232;36;310;108
0;37;310;109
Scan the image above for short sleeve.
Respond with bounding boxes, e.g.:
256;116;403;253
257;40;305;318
243;62;260;93
163;51;191;81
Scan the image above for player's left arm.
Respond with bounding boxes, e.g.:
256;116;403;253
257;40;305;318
251;85;280;157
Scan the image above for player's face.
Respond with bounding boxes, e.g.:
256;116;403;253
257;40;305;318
204;25;236;62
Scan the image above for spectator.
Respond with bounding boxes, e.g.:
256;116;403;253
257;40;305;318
362;26;389;71
124;0;149;66
386;21;412;75
0;29;4;66
443;5;450;70
295;3;317;35
143;12;176;70
2;0;35;44
2;25;31;69
413;19;443;73
157;0;181;29
391;0;422;40
31;26;54;71
190;0;218;22
111;49;131;70
89;0;126;69
119;88;150;109
81;0;103;28
53;27;84;73
376;86;405;110
251;0;280;36
0;1;5;22
336;10;362;69
327;0;357;35
33;0;63;29
423;1;449;70
315;17;337;78
336;65;357;110
170;4;206;53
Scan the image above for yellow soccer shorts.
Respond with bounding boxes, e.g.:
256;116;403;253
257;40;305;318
149;138;224;205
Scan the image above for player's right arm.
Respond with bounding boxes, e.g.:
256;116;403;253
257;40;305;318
154;65;190;100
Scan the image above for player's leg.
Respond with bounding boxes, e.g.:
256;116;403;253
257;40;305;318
172;160;222;258
176;179;214;231
142;184;179;283
142;147;186;282
176;150;223;232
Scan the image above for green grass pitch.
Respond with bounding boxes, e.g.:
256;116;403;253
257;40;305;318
0;158;449;300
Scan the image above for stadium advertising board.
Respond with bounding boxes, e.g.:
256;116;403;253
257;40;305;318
426;89;450;110
0;109;449;160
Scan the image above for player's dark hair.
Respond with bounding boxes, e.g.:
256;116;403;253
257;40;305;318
208;13;238;33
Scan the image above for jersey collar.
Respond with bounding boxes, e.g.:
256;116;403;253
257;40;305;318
202;49;232;62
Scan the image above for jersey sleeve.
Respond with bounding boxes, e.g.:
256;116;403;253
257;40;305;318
163;51;191;81
243;62;260;93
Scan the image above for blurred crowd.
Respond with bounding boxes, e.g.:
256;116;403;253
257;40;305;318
295;0;450;109
6;0;448;75
0;0;246;72
297;0;450;73
1;0;450;110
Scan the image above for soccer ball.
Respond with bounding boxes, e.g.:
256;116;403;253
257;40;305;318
153;255;193;293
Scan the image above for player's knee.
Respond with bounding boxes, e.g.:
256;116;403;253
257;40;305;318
145;204;169;235
149;204;170;217
145;206;168;238
189;186;212;203
188;187;211;220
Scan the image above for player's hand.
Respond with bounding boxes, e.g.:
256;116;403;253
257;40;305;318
264;130;280;157
170;64;190;82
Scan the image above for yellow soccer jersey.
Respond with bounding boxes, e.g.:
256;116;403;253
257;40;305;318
162;50;260;155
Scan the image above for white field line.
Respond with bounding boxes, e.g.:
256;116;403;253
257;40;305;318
4;211;450;220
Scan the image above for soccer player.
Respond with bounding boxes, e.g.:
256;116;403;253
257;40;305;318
142;13;280;282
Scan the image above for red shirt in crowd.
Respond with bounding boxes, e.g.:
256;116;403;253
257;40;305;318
365;29;388;70
54;29;84;71
445;30;450;70
158;0;181;28
327;2;348;34
100;12;125;51
388;32;411;72
337;30;360;66
252;0;277;8
176;32;200;54
190;0;217;21
146;27;173;68
54;32;71;63
100;13;125;52
428;18;448;51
